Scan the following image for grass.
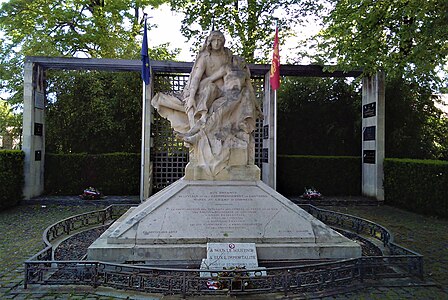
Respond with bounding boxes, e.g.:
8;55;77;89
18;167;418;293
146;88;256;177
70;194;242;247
327;205;448;286
0;204;108;278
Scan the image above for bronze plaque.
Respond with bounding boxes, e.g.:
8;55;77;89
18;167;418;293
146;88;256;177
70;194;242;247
263;125;269;139
35;150;42;161
363;150;375;164
34;123;43;136
262;148;269;163
363;126;375;141
363;102;376;118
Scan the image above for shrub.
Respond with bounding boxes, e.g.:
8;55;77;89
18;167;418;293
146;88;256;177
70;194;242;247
384;158;448;218
277;155;361;196
45;153;140;195
0;150;24;210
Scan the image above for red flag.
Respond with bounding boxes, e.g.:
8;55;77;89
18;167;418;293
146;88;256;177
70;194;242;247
270;27;280;90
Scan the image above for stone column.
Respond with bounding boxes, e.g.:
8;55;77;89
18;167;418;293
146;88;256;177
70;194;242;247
22;62;45;199
141;70;154;201
262;72;276;188
361;72;385;200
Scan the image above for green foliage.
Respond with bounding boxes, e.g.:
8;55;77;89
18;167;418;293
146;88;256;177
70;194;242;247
277;77;361;156
277;155;361;196
277;76;448;160
384;158;448;217
0;150;24;210
385;78;448;160
45;152;140;195
0;0;164;58
315;0;448;89
0;0;173;105
45;71;143;154
0;100;22;149
169;0;318;63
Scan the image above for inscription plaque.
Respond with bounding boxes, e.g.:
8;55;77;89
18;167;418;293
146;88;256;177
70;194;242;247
263;125;269;139
35;150;42;161
201;242;266;277
363;102;376;118
34;123;43;136
206;243;258;269
34;92;45;110
363;126;375;141
262;148;268;163
363;150;375;164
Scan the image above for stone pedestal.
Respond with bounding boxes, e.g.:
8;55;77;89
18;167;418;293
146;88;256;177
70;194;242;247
184;163;260;181
88;179;361;265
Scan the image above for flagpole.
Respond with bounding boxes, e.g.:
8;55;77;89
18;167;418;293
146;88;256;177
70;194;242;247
140;79;146;202
140;14;150;202
274;89;277;190
273;20;279;190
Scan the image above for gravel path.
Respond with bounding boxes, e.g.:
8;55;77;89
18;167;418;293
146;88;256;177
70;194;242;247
54;225;110;260
52;226;383;263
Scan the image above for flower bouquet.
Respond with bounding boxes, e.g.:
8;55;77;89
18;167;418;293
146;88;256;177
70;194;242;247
80;187;103;200
301;187;322;200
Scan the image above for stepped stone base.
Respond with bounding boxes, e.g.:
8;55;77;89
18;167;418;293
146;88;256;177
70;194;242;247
88;179;361;264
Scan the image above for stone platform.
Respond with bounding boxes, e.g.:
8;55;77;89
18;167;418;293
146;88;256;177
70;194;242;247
87;179;361;265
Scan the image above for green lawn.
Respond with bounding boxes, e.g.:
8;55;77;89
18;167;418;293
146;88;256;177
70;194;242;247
0;204;109;278
327;205;448;287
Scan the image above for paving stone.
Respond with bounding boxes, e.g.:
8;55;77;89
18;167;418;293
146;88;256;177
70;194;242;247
22;293;45;299
68;295;87;300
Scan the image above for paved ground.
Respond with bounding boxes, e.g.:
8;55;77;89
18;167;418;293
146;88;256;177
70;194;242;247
0;197;447;299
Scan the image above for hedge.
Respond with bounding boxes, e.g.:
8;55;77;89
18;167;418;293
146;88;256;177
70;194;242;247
45;153;140;195
384;158;448;218
0;150;24;210
277;155;361;196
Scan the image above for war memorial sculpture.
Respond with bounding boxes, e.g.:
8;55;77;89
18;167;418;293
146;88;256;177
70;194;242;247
87;31;361;266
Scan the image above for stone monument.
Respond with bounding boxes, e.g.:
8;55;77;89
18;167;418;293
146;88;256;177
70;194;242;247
88;31;361;266
151;31;261;181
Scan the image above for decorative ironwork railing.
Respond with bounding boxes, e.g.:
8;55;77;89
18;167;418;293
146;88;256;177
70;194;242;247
27;205;130;263
25;204;423;297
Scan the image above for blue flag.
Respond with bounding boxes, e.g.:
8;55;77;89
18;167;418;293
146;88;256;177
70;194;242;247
141;18;150;85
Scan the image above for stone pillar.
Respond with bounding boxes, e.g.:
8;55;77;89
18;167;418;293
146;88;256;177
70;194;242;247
361;72;385;200
141;70;154;201
262;72;276;189
22;62;45;199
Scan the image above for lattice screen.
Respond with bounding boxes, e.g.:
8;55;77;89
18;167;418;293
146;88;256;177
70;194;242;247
252;77;264;168
151;74;265;193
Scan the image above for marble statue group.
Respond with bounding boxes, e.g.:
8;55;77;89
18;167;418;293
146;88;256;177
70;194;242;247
152;31;262;179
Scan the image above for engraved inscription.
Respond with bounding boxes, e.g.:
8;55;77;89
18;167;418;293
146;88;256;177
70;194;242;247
177;190;278;231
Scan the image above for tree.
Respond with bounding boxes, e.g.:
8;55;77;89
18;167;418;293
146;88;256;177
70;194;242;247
0;0;170;104
0;100;21;149
277;77;361;156
311;0;448;160
1;0;181;154
315;0;448;89
45;71;143;154
385;78;448;160
169;0;318;63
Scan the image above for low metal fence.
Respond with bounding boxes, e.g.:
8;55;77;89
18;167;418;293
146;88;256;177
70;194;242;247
25;204;424;296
